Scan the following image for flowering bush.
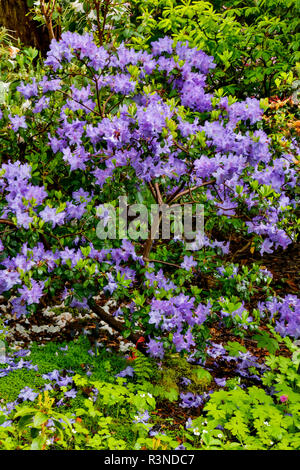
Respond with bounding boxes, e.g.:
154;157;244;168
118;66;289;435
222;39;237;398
0;31;299;363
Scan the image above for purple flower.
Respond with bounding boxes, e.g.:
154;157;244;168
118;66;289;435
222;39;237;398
181;255;197;271
64;388;77;398
8;114;27;132
146;338;164;359
17;78;38;99
116;366;135;378
96;205;112;227
265;295;300;339
260;239;274;255
104;273;118;294
133;410;150;424
180;392;203;408
185;418;193;429
0;420;13;428
18;387;38;402
40;206;66;228
42;370;60;381
228;98;263;125
39;76;61;93
18;280;45;305
107;74;136;95
180;377;191;386
195;302;211;325
33;96;49;113
215;377;227;387
151;36;174;55
44;383;53;391
10;297;27;318
57;375;73;387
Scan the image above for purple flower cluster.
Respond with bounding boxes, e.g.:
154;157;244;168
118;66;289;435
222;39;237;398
42;368;77;405
144;268;176;292
258;295;300;339
0;160;147;310
0;350;37;378
146;295;213;357
180;391;212;408
18;386;39;402
8;114;27;132
206;342;266;381
133;409;150;424
116;366;135;378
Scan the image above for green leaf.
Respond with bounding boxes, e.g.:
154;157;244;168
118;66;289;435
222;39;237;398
30;435;46;450
253;332;279;354
33;412;49;427
225;411;249;440
0;415;7;425
18;414;34;430
164;387;178;402
30;427;40;439
122;329;131;339
225;341;247;357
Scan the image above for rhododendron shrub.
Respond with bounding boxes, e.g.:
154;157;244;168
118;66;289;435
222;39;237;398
0;32;299;360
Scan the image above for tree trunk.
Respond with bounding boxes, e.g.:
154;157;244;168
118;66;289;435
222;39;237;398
0;0;50;54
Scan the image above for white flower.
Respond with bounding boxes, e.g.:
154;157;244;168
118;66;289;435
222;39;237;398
87;10;97;21
71;0;85;13
21;100;31;111
218;433;223;438
119;341;134;352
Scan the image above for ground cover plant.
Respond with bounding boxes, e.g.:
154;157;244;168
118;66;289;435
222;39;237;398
0;0;299;451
